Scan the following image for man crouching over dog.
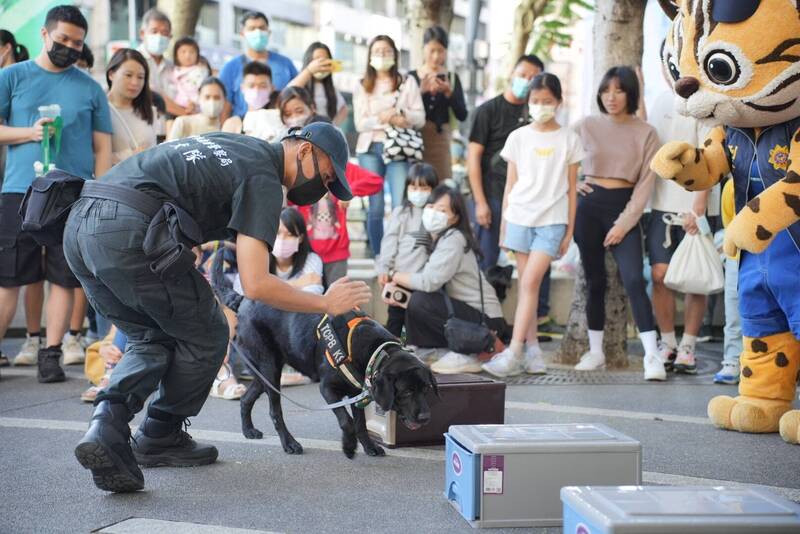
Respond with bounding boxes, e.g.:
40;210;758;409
63;123;371;493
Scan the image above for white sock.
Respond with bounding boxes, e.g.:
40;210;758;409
525;341;542;357
639;330;659;356
588;330;604;354
509;340;525;358
680;334;697;351
661;331;677;349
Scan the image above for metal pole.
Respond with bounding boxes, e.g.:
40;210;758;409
128;0;137;47
465;0;481;108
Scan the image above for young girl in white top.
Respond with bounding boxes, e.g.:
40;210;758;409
353;34;425;256
105;48;158;165
482;73;583;378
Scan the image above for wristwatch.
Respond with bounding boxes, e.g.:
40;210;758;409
388;269;396;281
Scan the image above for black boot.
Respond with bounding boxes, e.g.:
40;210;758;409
37;346;65;383
74;400;144;492
132;415;218;467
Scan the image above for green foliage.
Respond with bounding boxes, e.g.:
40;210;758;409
528;0;593;61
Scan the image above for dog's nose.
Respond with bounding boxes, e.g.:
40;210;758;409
674;77;700;99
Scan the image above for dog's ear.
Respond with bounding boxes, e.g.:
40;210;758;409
371;371;395;411
418;366;440;400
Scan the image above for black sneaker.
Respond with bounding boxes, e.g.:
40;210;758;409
132;417;218;467
37;346;65;383
0;352;9;367
74;401;144;493
538;317;565;339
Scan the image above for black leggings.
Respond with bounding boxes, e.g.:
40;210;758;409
574;186;655;332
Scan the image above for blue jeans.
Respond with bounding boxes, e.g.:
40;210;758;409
468;196;503;271
723;256;742;364
357;143;409;256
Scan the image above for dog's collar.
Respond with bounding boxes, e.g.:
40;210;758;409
364;341;402;390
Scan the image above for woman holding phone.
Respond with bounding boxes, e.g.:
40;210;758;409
288;42;348;125
409;26;467;182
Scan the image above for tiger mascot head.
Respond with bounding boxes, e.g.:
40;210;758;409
658;0;800;128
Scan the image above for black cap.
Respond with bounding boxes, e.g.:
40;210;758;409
283;123;353;201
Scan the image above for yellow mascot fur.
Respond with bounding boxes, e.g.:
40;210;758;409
651;0;800;444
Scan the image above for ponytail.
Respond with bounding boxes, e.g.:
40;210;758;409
0;30;29;63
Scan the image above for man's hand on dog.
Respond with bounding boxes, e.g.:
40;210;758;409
324;277;372;316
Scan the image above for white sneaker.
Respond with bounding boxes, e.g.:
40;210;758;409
13;335;40;366
410;345;446;365
643;353;667;381
481;347;524;378
431;351;482;374
574;351;606;371
524;345;547;375
62;333;85;365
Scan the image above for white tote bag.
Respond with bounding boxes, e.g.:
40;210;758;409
662;214;725;295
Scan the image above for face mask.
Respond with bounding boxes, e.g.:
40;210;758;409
312;71;330;81
511;76;531;100
47;39;81;69
422;207;449;234
145;33;170;56
243;87;271;109
244;30;269;52
199;99;223;119
272;237;299;259
529;104;557;124
370;56;395;72
285;113;311;129
407;190;430;208
287;149;328;205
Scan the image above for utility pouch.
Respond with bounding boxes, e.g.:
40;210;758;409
19;170;85;246
142;202;203;280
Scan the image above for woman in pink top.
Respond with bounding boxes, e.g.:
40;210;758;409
353;35;425;256
572;66;663;380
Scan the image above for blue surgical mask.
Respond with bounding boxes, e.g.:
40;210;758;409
511;76;531;100
244;30;269;52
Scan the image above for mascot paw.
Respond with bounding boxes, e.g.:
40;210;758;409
725;212;774;255
651;141;695;183
779;411;800;444
708;395;791;433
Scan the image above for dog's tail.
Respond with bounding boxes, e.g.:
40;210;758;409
210;247;243;313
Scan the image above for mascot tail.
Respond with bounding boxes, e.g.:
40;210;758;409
210;248;243;313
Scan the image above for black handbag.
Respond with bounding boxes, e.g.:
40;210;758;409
381;76;424;164
442;257;496;354
19;170;86;246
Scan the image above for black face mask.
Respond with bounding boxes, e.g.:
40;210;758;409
47;39;81;69
287;149;329;206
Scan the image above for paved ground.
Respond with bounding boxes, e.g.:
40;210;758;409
1;337;799;534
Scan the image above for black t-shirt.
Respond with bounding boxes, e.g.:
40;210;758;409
468;94;529;200
105;132;284;248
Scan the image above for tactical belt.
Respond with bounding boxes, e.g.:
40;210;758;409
81;181;163;218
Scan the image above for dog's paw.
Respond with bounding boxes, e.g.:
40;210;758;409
283;439;304;455
342;433;358;459
243;427;263;440
364;442;385;457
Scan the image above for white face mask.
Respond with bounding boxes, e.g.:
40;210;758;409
422;207;450;234
285;113;311;129
529;104;557;124
199;99;223;119
145;34;170;56
407;190;430;208
312;71;330;81
370;56;395;72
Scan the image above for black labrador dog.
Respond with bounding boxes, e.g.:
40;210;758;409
211;254;437;458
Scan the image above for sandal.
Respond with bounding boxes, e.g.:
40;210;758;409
211;363;247;400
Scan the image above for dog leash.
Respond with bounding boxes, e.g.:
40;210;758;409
230;340;371;411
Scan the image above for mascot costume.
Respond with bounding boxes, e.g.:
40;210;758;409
651;0;800;444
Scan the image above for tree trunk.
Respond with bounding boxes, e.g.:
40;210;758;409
506;0;549;81
556;254;630;369
157;0;204;40
405;0;455;69
591;0;646;87
559;0;646;369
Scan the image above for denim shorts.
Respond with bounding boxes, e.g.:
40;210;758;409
503;222;566;257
